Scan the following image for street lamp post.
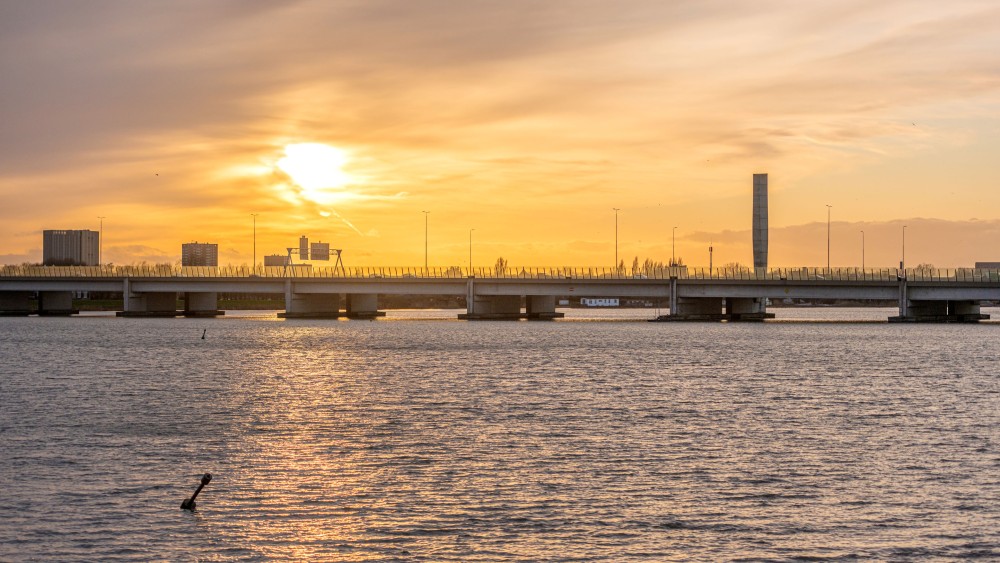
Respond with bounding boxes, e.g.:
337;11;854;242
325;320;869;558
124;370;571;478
97;216;105;265
250;213;258;273
422;211;430;271
613;208;620;270
826;204;832;272
672;226;677;267
861;230;865;270
469;228;475;273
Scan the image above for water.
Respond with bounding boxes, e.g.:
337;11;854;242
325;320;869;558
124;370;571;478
1;309;999;561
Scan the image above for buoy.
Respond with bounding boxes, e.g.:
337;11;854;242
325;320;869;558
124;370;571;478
201;329;207;339
180;473;212;510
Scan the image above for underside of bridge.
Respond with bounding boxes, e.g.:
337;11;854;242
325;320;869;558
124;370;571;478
346;293;385;319
459;294;564;320
117;291;183;317
183;292;225;317
652;296;775;322
0;291;33;316
889;299;989;323
278;292;344;319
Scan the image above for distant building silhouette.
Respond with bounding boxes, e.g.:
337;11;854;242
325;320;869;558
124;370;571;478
299;236;309;260
181;242;218;266
43;229;99;266
975;262;1000;268
752;173;768;269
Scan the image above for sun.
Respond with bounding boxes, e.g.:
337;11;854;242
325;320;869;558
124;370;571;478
276;143;353;204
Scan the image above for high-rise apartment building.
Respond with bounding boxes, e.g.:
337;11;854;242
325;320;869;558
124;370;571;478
181;242;219;266
43;230;100;266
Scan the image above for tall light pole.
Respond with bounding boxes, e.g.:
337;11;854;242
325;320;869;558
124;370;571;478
97;216;105;265
469;228;475;273
709;241;713;272
826;204;832;272
250;213;258;272
613;208;620;270
860;230;865;270
672;226;677;266
422;211;430;270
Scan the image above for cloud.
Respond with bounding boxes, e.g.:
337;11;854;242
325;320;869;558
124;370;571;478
1;1;999;266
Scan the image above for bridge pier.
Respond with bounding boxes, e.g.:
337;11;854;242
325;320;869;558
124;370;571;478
38;291;78;316
461;295;524;320
458;278;563;320
949;300;988;322
183;292;224;317
888;276;988;322
118;288;181;317
346;293;385;319
726;297;774;322
890;299;989;323
279;281;344;318
654;297;726;321
526;295;563;319
0;291;34;316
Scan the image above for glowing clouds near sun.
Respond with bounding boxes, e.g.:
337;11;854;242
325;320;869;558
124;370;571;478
276;143;354;205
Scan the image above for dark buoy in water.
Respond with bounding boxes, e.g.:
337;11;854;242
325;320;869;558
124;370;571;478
201;329;206;339
180;473;212;510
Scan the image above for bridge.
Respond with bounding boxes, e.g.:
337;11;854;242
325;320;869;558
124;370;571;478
1;265;998;322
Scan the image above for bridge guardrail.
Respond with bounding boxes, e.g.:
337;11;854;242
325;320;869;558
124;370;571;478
2;265;999;282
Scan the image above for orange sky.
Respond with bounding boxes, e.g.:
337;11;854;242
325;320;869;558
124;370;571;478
1;1;999;268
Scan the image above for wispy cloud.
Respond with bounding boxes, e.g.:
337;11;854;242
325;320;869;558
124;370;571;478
1;1;999;265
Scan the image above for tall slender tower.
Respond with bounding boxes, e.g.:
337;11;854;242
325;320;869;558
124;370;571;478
752;174;768;269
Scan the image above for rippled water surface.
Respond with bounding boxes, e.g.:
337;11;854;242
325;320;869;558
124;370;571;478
1;310;999;561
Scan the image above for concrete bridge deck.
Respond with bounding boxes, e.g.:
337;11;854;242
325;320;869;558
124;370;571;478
1;266;998;322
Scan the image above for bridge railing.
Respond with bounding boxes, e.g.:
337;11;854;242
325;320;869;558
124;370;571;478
2;265;999;282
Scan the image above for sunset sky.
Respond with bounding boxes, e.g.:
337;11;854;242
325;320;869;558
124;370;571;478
2;1;999;268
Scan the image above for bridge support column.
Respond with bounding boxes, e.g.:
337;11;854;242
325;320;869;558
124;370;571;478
279;282;343;318
0;292;33;316
525;295;564;320
346;293;385;319
118;289;180;317
890;299;946;322
183;292;224;317
890;299;988;322
726;297;774;322
460;295;524;320
653;297;725;321
949;300;989;322
38;291;78;316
